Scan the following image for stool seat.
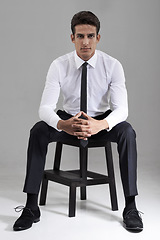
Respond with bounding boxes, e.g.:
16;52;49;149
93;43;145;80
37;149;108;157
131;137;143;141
40;139;118;217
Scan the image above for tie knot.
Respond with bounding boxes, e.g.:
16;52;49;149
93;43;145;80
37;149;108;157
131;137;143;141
82;62;88;68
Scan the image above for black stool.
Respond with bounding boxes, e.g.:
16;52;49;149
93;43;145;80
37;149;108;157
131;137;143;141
39;139;118;217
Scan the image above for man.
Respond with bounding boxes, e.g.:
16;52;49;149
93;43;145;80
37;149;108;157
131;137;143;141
13;11;143;231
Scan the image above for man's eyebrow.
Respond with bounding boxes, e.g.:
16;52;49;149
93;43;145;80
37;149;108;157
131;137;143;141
76;33;95;36
88;33;96;36
76;33;84;35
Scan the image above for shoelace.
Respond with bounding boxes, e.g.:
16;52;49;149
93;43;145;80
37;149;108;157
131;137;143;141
14;206;25;213
14;206;36;218
137;211;144;220
125;209;144;220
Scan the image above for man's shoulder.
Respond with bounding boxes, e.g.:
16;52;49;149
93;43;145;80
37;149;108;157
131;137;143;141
47;51;75;72
96;50;123;73
96;50;117;62
54;51;75;64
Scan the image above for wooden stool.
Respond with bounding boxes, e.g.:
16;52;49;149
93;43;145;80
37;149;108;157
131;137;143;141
39;139;118;217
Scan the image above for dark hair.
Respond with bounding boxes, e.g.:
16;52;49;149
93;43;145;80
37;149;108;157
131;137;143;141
71;11;100;35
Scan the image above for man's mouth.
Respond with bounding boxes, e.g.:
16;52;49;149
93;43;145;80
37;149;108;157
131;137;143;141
81;48;91;51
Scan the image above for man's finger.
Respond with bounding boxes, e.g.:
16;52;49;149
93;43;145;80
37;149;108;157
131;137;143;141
74;111;83;118
73;119;89;126
77;137;88;140
81;111;90;119
74;131;91;137
72;124;91;132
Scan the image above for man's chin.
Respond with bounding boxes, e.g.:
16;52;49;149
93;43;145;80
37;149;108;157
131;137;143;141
80;53;92;61
77;50;95;61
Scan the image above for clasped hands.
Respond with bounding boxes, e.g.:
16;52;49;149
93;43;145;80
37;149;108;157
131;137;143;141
57;111;109;140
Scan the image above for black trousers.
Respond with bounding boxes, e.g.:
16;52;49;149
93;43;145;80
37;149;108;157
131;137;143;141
23;110;138;198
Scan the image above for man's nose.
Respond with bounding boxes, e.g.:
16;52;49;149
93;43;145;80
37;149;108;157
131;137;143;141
82;36;89;45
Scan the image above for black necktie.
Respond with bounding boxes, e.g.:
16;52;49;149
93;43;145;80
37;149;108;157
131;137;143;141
80;62;88;113
80;62;88;147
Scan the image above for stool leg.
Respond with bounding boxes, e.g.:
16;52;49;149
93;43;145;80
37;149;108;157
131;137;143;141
105;143;118;211
53;142;63;170
80;187;86;200
79;147;88;200
69;184;76;217
39;175;48;205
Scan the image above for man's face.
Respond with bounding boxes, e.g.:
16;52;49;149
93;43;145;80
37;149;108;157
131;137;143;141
71;24;100;61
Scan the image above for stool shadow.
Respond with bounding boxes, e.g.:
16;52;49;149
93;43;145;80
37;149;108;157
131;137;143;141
41;198;122;224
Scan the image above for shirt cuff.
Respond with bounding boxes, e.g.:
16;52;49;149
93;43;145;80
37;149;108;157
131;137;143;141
50;115;62;132
105;116;115;131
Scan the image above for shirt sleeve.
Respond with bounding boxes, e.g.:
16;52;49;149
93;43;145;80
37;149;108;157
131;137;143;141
38;61;62;131
105;60;128;131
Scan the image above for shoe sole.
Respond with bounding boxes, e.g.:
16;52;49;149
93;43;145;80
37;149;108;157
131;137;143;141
13;218;40;231
123;222;143;232
34;218;40;223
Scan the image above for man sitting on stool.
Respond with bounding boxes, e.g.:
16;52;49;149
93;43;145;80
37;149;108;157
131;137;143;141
13;11;143;232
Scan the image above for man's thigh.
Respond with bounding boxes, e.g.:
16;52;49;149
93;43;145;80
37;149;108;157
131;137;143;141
48;123;77;143
90;121;135;143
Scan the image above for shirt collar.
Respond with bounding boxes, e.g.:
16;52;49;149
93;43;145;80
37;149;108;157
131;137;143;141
74;50;97;69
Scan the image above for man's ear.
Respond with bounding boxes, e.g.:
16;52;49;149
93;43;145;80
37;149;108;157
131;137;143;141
71;34;75;43
97;34;101;43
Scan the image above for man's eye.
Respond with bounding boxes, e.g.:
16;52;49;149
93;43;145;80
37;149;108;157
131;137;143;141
88;34;95;38
77;35;83;38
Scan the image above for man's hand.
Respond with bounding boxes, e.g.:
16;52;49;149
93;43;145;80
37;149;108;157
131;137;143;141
57;112;91;140
72;112;109;139
57;111;109;140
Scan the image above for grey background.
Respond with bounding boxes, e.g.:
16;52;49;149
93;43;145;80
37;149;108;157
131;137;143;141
0;0;160;190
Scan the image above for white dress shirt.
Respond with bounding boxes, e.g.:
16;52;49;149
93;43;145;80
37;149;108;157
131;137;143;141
39;50;128;131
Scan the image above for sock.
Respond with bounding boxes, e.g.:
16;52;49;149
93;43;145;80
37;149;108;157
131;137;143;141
124;196;136;214
25;193;38;210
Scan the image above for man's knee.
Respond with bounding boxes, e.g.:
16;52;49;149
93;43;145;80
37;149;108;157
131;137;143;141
116;122;136;140
30;121;49;138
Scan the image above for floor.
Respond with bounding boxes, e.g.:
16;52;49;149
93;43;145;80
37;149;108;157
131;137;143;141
0;146;159;240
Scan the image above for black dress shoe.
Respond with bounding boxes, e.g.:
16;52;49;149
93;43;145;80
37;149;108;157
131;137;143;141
13;207;41;231
123;209;143;231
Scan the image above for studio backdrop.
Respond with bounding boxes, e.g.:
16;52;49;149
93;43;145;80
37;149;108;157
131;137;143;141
0;0;160;185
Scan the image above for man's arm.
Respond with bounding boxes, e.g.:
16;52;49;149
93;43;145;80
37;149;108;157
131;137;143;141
39;61;62;130
105;60;128;131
